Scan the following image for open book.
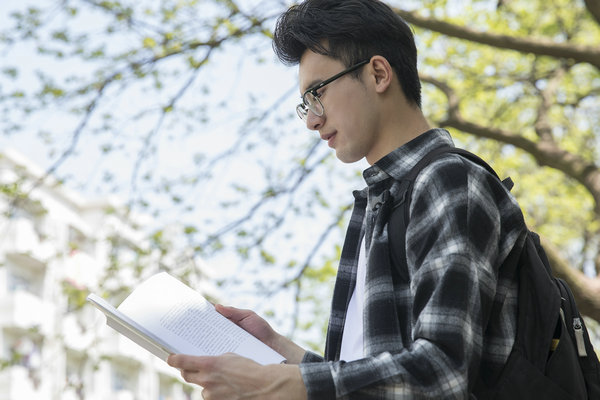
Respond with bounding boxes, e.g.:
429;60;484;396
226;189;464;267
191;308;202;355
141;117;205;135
87;272;285;365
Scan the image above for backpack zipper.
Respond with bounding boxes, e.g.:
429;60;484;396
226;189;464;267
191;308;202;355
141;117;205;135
573;317;588;357
558;278;589;358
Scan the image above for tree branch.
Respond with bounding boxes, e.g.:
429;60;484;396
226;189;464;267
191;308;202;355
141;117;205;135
584;0;600;25
421;74;600;216
394;9;600;69
533;63;567;142
128;48;213;211
541;236;600;321
198;138;323;250
283;203;352;290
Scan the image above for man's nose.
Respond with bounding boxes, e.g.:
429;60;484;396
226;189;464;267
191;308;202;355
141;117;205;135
306;110;324;131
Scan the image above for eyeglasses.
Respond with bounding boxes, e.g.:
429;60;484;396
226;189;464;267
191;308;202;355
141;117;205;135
296;59;370;122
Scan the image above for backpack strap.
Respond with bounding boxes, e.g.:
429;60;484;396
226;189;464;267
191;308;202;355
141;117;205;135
388;146;512;280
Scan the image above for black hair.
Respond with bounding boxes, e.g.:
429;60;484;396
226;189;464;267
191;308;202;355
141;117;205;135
272;0;421;108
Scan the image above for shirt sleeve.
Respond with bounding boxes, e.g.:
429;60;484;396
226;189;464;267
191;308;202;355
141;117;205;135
299;156;526;399
302;351;324;363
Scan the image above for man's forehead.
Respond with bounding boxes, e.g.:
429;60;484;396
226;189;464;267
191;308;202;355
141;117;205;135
298;51;342;93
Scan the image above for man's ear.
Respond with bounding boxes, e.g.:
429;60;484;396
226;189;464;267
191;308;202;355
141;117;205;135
369;56;393;93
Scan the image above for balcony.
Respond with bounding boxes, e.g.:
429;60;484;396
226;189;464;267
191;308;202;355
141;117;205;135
0;218;54;266
99;330;152;364
0;291;55;334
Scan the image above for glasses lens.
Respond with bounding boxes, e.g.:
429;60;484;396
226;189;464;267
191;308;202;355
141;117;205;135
304;92;323;116
296;103;308;121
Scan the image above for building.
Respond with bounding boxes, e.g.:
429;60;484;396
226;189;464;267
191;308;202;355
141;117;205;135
0;149;209;400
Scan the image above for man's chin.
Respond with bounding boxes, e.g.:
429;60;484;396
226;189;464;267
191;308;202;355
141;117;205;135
335;150;363;165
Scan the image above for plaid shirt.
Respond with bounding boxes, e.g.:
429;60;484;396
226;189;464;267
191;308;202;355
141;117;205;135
299;129;528;399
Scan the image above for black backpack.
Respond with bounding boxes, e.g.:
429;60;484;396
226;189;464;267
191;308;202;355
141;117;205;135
387;146;600;399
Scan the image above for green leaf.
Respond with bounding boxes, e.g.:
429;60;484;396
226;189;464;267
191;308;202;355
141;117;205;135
143;37;157;48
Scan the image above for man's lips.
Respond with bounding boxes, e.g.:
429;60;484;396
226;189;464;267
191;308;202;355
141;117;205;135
321;131;337;147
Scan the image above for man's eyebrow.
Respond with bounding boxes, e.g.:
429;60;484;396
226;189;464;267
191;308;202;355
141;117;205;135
302;78;324;94
302;79;323;94
307;79;323;89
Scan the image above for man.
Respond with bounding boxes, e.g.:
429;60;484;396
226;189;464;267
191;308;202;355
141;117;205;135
168;0;528;398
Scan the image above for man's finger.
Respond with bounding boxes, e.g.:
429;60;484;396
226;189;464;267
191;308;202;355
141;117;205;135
167;354;215;371
215;304;252;322
180;369;204;384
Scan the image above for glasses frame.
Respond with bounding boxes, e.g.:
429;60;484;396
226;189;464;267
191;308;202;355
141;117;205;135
296;59;370;122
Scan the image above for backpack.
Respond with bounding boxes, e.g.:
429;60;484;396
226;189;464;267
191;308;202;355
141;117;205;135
387;146;600;399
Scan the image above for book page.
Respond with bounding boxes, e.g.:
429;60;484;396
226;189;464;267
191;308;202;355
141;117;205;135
87;293;176;361
106;316;171;361
95;272;285;365
159;297;248;355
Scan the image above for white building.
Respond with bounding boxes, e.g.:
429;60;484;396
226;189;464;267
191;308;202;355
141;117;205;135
0;149;209;400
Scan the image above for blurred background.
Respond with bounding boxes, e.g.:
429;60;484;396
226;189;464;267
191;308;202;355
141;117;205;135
0;0;599;398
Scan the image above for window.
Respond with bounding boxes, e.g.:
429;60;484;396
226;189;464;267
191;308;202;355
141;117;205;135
111;362;138;395
6;257;44;295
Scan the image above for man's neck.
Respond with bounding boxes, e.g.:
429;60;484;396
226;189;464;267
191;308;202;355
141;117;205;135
366;106;430;165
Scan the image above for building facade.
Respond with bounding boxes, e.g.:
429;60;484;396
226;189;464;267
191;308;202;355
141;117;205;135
0;149;206;400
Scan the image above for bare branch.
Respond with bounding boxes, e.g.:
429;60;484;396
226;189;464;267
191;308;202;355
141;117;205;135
44;87;104;179
288;203;353;337
128;48;213;211
198;137;323;250
394;8;600;69
266;202;352;295
203;85;298;172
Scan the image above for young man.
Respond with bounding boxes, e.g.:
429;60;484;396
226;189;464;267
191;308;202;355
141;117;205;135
168;0;528;398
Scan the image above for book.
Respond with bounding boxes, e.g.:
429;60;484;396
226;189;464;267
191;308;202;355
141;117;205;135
86;271;285;365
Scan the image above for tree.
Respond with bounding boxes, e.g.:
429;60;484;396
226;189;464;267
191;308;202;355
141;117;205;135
0;0;599;349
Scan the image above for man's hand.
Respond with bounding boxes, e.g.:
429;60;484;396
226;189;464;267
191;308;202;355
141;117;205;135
216;304;306;364
167;353;308;400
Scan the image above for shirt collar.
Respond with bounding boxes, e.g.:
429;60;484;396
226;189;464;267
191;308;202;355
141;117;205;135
362;128;455;186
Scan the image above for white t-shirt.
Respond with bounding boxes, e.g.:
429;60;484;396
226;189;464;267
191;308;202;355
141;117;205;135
339;237;367;361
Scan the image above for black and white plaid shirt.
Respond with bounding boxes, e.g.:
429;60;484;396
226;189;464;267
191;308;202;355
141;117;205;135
299;129;528;399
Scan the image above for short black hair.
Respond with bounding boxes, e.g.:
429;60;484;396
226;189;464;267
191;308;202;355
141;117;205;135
272;0;421;108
